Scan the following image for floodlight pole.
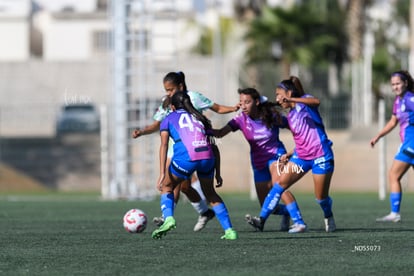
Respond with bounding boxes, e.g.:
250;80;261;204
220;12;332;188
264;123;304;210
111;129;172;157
378;98;386;200
111;0;130;199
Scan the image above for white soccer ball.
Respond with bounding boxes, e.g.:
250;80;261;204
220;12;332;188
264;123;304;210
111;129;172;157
123;209;147;233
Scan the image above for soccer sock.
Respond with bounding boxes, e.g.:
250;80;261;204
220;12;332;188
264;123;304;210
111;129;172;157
272;204;288;215
212;203;232;230
161;202;177;219
160;193;174;218
191;199;209;215
286;202;305;225
260;183;284;220
317;196;333;218
191;179;206;201
390;192;402;213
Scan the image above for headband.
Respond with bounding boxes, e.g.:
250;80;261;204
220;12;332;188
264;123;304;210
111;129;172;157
277;83;289;91
391;72;407;81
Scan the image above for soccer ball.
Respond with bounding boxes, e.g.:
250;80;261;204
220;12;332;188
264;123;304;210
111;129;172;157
123;209;147;233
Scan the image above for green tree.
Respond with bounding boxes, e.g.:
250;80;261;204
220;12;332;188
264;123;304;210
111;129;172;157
244;1;347;78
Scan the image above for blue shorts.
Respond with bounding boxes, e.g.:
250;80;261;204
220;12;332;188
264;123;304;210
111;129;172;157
394;143;414;165
252;150;286;182
169;158;215;180
289;151;334;175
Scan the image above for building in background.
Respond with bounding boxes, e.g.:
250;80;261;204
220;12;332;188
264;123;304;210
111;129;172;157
0;0;31;61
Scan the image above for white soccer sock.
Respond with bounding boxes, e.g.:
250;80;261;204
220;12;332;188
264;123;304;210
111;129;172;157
191;199;209;215
191;179;206;201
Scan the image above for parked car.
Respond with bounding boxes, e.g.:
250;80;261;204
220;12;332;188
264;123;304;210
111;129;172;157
56;104;100;136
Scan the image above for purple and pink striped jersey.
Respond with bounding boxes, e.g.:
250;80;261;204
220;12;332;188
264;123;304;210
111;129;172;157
227;112;287;170
393;93;410;142
160;109;213;161
288;94;332;160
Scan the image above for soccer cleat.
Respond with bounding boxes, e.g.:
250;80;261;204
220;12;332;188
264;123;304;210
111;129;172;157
280;214;290;232
152;216;164;227
193;209;216;232
324;216;336;232
376;212;401;222
220;228;238;240
151;217;176;240
288;223;307;234
245;214;264;232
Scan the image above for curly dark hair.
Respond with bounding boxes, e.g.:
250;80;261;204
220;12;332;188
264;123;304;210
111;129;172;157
391;70;414;91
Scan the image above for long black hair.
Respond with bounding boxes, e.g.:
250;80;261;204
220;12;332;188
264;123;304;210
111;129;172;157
171;91;212;131
163;71;188;92
277;76;305;98
238;88;284;129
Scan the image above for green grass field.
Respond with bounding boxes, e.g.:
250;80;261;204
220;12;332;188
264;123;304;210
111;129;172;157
1;192;413;275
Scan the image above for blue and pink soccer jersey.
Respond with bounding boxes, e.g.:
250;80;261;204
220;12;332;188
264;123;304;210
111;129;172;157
393;93;411;142
160;109;213;161
287;94;333;161
227;112;287;170
153;91;214;158
395;91;414;164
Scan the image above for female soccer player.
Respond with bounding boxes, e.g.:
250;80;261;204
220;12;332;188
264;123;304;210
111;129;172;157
370;70;414;222
212;88;307;233
132;71;238;231
247;76;336;233
152;91;238;240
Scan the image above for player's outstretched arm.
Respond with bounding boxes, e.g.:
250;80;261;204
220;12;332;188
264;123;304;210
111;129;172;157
211;125;232;138
370;115;398;147
210;102;240;114
132;120;161;139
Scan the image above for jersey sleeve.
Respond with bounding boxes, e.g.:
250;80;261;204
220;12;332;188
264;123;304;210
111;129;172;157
153;103;170;122
227;114;242;131
159;116;169;132
188;91;214;112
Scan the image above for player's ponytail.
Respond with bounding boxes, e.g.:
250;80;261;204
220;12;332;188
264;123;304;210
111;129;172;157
278;76;304;98
171;91;212;130
163;71;188;92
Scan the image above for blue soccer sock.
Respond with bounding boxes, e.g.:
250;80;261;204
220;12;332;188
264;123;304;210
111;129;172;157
160;193;174;219
260;183;284;220
316;196;333;218
390;192;402;213
212;203;232;231
286;201;305;225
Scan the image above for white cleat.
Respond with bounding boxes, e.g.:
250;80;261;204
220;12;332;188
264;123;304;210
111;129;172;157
376;212;401;223
193;209;215;232
288;223;307;234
